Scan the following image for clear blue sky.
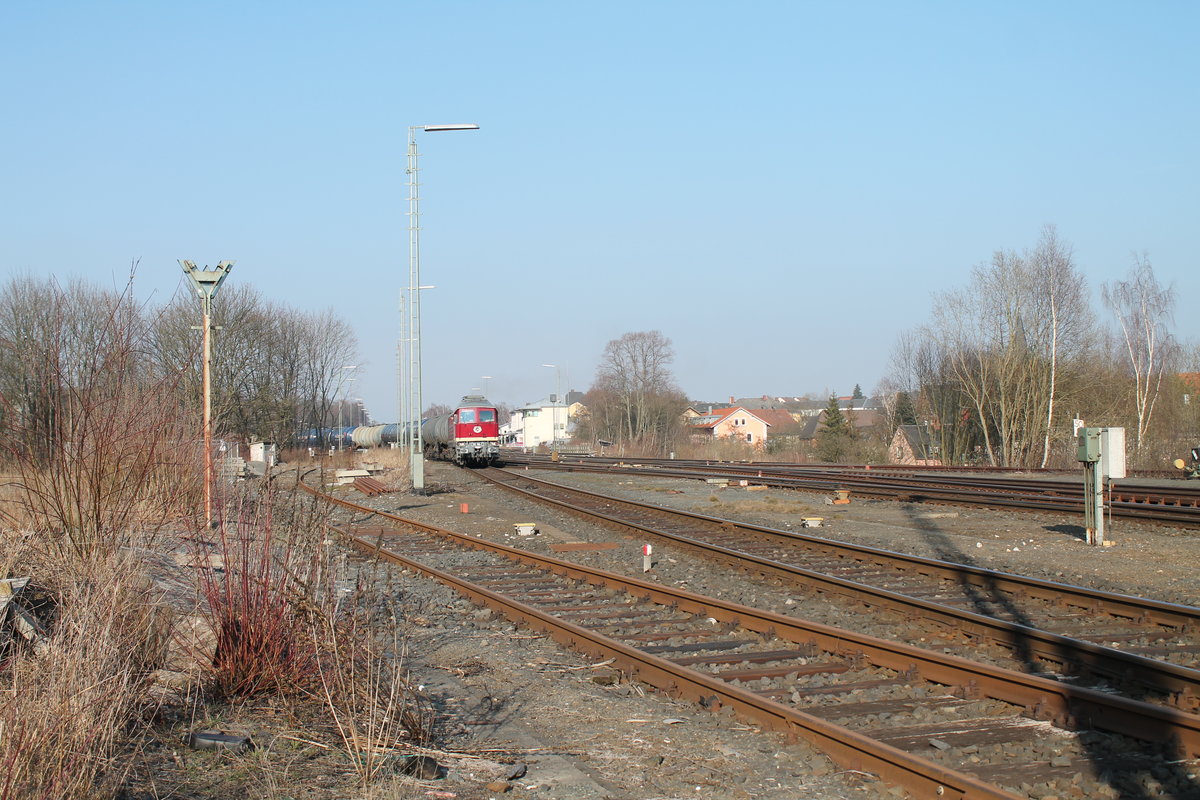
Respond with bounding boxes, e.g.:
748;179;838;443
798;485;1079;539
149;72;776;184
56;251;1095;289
3;2;1197;421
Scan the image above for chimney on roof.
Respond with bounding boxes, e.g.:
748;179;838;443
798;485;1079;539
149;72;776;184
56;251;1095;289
729;396;734;404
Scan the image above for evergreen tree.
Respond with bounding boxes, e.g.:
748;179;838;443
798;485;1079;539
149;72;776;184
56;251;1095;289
852;384;864;400
895;391;918;428
820;395;849;435
815;395;854;462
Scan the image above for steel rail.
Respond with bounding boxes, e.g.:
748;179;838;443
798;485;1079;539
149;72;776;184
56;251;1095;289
503;453;1200;505
501;454;1200;526
338;525;1021;800
298;484;1200;790
490;468;1200;629
481;468;1200;708
505;452;1194;488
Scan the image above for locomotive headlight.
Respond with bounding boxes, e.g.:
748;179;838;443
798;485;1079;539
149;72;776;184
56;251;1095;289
473;425;482;433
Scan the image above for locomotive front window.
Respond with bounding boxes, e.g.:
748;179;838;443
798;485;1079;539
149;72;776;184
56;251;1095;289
458;409;477;423
479;409;496;422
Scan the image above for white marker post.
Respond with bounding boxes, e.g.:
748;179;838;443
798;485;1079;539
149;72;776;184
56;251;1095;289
642;544;653;573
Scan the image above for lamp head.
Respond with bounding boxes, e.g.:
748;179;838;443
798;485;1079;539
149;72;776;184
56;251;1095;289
179;260;234;299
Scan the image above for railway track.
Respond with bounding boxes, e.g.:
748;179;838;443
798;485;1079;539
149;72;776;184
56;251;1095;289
301;482;1200;800
478;467;1200;712
500;454;1200;526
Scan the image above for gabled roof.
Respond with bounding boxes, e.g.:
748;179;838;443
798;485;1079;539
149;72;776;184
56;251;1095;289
792;408;883;440
688;406;767;430
752;408;800;431
895;424;937;457
514;398;573;415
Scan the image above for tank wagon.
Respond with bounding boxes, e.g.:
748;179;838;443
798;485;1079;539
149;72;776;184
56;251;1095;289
347;423;403;448
302;396;501;467
420;395;501;466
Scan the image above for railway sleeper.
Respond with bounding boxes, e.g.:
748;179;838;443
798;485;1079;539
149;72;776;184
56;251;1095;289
480;468;1200;700
316;489;1200;798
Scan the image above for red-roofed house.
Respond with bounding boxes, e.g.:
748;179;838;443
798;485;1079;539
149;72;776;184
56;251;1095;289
687;407;769;447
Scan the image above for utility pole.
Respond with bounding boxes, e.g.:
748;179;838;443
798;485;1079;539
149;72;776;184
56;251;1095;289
180;259;234;528
337;365;357;450
542;363;561;457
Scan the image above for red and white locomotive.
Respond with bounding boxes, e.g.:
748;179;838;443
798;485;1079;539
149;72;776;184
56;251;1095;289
421;394;501;466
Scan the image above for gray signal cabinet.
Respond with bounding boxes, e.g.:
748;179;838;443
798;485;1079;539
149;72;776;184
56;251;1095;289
1076;426;1126;546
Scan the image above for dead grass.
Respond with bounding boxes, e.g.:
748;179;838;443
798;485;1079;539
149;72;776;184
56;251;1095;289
0;548;168;800
0;280;433;798
186;483;433;788
706;496;819;515
278;447;412;492
357;448;412;491
312;592;433;786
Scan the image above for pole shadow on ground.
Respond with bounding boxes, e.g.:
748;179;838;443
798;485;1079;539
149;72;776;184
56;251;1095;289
901;504;1197;799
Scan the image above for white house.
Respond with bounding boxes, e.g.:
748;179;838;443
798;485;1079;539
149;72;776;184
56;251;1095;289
501;397;574;448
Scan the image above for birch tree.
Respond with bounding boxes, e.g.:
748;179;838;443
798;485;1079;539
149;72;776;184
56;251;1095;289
1102;256;1177;452
1027;225;1091;466
926;230;1091;468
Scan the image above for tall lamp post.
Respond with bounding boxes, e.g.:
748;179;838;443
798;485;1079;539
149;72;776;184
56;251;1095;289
180;259;234;528
405;122;479;493
542;363;561;455
337;365;357;450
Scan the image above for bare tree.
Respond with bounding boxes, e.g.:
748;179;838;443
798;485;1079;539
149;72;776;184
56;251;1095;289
924;231;1093;469
1102;256;1177;452
907;329;984;465
0;275;197;555
1026;226;1093;466
588;331;686;453
151;289;359;447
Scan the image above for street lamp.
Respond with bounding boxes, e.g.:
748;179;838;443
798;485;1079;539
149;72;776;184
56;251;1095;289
398;283;436;452
337;365;357;450
180;259;234;528
404;123;479;494
542;364;561;455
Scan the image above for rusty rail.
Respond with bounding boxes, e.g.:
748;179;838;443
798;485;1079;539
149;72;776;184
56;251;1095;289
500;454;1200;526
299;483;1200;798
481;468;1200;709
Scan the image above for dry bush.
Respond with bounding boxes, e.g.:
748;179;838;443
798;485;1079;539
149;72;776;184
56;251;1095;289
191;484;431;785
0;549;168;800
196;494;322;700
670;438;761;462
312;592;433;786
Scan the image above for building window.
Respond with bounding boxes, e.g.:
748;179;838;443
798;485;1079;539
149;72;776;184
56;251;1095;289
746;433;753;443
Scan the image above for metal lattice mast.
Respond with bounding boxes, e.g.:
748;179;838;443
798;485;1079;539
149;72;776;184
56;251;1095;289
404;123;478;492
406;127;424;488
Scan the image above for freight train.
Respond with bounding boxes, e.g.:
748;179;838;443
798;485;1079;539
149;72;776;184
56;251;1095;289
420;395;501;466
304;394;501;466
